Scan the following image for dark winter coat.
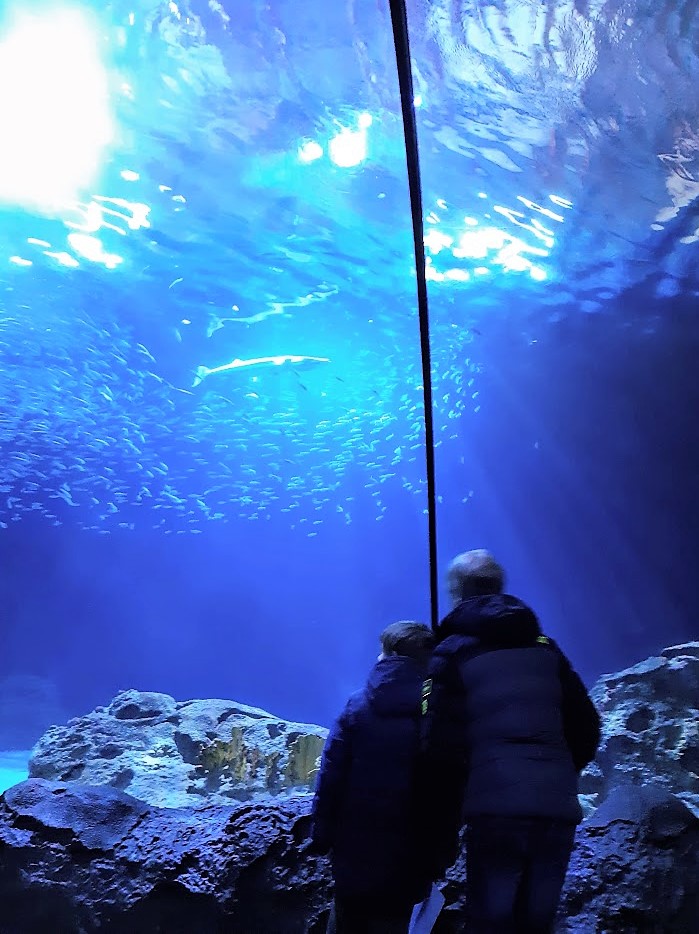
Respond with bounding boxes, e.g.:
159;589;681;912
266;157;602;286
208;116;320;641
424;593;601;856
311;656;435;905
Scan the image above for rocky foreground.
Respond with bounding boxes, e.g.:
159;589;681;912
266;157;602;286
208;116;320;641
0;777;696;933
0;643;697;933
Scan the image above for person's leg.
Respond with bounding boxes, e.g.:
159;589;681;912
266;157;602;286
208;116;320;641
516;820;577;934
465;817;528;933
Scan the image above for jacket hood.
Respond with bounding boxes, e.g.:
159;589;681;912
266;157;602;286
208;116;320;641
437;593;542;647
365;656;428;717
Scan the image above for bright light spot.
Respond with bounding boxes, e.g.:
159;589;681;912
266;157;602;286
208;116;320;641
45;250;80;268
298;140;323;163
121;170;140;182
549;194;572;209
494;204;558;244
66;200;103;233
0;9;114;213
181;318;191;325
67;233;122;269
9;256;32;267
477;192;488;199
531;217;555;240
159;185;172;193
422;194;564;285
65;197;151;236
424;229;453;254
413;94;423;107
328;128;368;168
445;269;470;281
128;12;135;27
358;112;373;129
518;196;563;223
453;228;507;260
97;196;151;231
499;251;529;273
436;199;448;210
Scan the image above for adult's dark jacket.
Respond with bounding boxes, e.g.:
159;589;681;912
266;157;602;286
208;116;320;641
424;593;601;853
311;656;434;905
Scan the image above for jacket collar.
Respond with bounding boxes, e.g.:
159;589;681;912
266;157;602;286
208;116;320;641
437;593;542;647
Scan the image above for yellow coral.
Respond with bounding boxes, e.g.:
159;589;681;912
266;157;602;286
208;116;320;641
198;727;325;791
284;733;325;787
199;726;246;779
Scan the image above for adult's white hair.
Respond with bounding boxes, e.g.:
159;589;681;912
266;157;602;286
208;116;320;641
446;550;505;604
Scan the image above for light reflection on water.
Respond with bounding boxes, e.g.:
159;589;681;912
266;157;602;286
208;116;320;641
0;0;697;532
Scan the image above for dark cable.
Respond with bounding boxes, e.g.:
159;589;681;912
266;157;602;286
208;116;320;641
387;0;439;630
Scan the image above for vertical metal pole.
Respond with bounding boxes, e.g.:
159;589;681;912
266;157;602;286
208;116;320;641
387;0;439;630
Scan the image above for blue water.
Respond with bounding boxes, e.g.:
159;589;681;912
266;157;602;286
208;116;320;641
0;751;29;794
0;0;697;743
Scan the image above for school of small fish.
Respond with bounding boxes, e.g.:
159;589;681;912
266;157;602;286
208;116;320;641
0;291;481;535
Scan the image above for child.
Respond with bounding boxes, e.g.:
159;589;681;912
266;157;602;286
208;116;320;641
311;621;438;934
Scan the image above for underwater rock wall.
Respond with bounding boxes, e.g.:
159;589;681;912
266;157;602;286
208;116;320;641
28;689;327;808
0;778;696;933
26;644;699;818
557;785;699;932
0;779;330;934
1;644;699;931
580;642;699;817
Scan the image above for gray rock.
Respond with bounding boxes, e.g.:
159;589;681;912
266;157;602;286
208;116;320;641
0;778;332;933
5;644;696;932
580;643;699;816
1;779;697;934
29;689;327;808
556;785;699;933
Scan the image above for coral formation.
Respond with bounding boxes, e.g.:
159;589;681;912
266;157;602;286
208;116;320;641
285;732;325;787
29;690;327;808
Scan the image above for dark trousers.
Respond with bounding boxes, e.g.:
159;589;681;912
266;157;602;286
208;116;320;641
465;816;576;934
326;896;414;934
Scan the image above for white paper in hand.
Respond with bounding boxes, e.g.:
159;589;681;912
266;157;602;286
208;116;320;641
408;883;446;934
